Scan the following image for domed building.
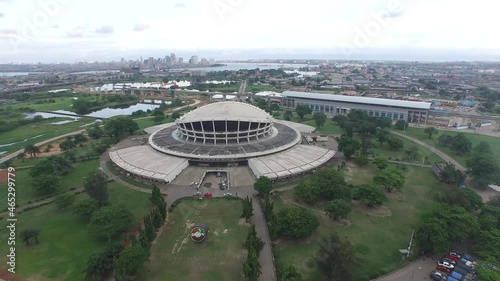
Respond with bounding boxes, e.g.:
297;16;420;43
109;101;335;183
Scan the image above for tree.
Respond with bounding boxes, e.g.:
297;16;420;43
49;156;74;175
373;157;388;171
294;169;351;205
278;265;303;281
317;234;357;281
153;114;165;124
114;244;149;281
313;112;327;128
29;158;55;178
325;199;351;220
295;104;312;120
451;133;472;155
386;136;404;151
394;120;408;131
149;185;167;220
171;111;181;120
415;204;479;253
353;184;387;207
439;163;463;184
84;171;109;206
104;116;138;139
467;143;500;189
242;247;261;281
241;196;254;222
87;124;104;139
32;174;59;195
20;229;41;246
16;151;26;163
73;133;88;146
24;144;41;158
476;267;500;281
85;243;122;281
73;198;100;221
254;176;272;197
274;207;320;239
150;207;163;230
59;138;76;152
438;134;453;147
376;129;389;146
424;127;439;139
283;110;293;121
461;187;484;211
373;169;405;192
88;205;133;241
55;194;75;210
404;145;420;161
143;214;156;242
244;225;265;255
336;135;361;159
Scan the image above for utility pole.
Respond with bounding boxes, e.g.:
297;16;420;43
407;229;415;258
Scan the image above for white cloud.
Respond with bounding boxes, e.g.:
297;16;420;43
133;23;149;32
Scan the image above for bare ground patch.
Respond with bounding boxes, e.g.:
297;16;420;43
352;200;392;217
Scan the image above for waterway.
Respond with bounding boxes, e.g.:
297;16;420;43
1;62;312;77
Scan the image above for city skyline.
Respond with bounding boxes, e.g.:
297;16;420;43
0;0;499;63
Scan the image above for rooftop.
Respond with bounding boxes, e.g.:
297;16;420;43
283;91;431;110
178;101;273;122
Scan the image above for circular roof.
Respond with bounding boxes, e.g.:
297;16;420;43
178;101;273;123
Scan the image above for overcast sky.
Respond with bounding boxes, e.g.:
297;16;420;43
0;0;499;63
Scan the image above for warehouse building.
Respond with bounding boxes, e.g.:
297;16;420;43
282;91;431;124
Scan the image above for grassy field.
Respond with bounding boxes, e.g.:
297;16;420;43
0;182;151;281
272;164;444;281
0;117;95;155
401;127;500;166
134;116;174;130
0;160;99;208
140;198;249;281
0;96;76;112
303;119;344;134
371;135;443;164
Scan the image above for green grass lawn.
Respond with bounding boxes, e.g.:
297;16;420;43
0;97;76;112
0;118;95;154
401;127;500;166
0;160;99;209
272;164;444;281
134;116;174;130
0;182;151;281
303;119;344;134
371;135;443;164
140;198;249;281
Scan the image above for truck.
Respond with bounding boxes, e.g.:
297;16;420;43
449;271;463;280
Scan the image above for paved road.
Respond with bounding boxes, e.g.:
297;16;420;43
372;256;439;281
250;195;276;281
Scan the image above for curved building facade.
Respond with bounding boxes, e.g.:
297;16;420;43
175;102;274;144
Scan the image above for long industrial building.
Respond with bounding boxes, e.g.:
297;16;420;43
282;91;432;124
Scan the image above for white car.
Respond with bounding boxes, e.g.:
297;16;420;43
438;260;454;269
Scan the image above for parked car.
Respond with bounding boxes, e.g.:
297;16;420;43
438;260;455;269
436;266;452;274
448;251;462;259
441;258;457;265
455;262;477;275
430;271;446;281
445;254;459;262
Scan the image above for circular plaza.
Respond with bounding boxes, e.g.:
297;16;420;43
109;101;336;184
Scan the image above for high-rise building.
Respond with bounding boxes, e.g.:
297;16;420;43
171;53;178;64
201;58;209;66
178;57;183;63
189;55;199;65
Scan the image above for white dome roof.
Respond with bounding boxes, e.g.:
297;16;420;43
178;101;273;122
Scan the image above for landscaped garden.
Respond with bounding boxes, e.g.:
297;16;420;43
0;181;151;281
140;198;250;281
271;163;445;281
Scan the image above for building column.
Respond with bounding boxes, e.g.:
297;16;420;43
200;121;206;144
237;120;241;144
225;119;228;145
212;119;216;145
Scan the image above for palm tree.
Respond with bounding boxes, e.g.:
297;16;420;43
24;144;41;158
17;151;26;163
